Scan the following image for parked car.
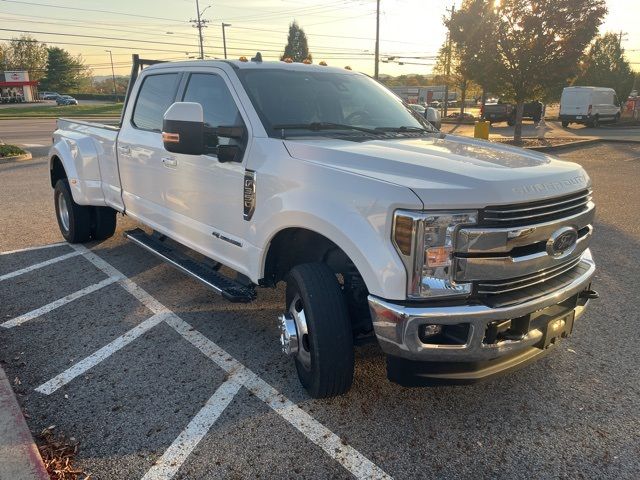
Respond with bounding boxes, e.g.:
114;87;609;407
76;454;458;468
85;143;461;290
41;92;61;100
559;86;620;128
408;104;441;130
481;100;543;125
56;95;78;106
49;56;597;398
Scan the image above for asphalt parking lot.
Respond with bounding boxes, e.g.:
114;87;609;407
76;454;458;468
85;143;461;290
1;141;640;479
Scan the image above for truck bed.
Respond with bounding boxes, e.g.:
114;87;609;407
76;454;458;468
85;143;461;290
52;118;124;211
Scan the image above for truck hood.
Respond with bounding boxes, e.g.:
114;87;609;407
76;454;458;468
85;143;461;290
283;134;590;208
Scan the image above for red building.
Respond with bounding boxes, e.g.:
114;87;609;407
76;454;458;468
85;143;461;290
1;71;38;102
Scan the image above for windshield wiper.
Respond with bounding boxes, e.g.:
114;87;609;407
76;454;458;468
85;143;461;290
375;126;430;133
273;122;380;137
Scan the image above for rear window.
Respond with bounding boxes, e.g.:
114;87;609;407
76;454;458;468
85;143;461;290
561;90;590;106
132;73;180;131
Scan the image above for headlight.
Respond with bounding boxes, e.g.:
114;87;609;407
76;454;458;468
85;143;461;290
393;210;477;299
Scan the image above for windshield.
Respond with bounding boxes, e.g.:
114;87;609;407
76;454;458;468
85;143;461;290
236;68;431;137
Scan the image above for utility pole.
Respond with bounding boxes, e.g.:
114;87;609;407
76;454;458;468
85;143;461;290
374;0;380;79
105;50;117;100
190;0;210;60
443;4;455;118
222;23;231;59
618;30;628;49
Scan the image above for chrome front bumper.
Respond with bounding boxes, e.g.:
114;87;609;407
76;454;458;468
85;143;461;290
369;252;595;363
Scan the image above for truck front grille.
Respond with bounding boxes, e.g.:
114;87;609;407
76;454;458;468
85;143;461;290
479;189;591;227
476;259;590;308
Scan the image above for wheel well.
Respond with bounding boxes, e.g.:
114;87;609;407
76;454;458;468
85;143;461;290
263;228;372;334
50;156;67;188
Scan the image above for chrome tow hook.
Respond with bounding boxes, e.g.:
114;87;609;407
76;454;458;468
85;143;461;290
278;313;299;356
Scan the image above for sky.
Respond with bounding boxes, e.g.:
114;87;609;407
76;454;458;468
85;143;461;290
0;0;638;77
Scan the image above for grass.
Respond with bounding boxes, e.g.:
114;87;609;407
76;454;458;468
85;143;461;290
0;103;122;118
0;144;26;157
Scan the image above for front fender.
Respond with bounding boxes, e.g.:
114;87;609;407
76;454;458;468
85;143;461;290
248;154;422;300
49;133;105;206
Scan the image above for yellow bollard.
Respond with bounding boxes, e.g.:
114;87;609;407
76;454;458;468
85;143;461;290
474;120;490;140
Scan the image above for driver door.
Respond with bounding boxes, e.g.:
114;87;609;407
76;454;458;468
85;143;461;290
160;70;249;273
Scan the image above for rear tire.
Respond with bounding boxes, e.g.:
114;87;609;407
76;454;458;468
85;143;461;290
507;117;515;127
285;263;354;398
561;120;569;128
91;206;117;241
54;179;91;243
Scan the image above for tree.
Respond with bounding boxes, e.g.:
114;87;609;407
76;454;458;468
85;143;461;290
40;47;91;92
575;32;635;102
1;35;48;81
448;0;501;106
450;0;606;142
281;21;311;62
433;41;476;115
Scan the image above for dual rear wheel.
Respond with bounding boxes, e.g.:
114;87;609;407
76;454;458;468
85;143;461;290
54;179;117;243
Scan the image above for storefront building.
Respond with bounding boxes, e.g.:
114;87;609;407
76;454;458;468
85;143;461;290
0;71;38;102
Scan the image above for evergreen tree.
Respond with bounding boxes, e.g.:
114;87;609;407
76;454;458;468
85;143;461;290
281;21;311;62
40;47;91;92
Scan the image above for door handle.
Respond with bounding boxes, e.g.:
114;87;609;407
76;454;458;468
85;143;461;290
162;156;177;167
118;145;131;155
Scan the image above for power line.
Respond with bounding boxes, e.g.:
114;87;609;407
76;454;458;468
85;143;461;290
0;0;186;23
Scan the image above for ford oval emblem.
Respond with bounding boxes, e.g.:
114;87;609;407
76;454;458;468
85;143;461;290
546;227;578;257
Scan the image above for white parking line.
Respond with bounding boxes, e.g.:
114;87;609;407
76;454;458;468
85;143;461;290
0;251;82;282
1;276;121;329
141;377;242;480
168;316;392;480
35;312;168;395
0;242;67;256
72;244;391;480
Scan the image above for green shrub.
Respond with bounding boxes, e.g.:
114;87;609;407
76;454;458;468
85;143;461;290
0;144;27;157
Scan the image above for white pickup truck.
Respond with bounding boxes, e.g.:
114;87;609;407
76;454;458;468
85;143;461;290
49;55;597;397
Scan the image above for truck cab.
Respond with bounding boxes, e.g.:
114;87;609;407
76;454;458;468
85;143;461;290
49;56;597;397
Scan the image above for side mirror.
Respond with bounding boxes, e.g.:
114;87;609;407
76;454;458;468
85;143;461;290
425;107;440;130
162;102;205;155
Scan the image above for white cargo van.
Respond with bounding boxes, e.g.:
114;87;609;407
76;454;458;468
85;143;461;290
559;86;620;128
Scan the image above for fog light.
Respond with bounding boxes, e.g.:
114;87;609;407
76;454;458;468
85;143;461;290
419;324;442;340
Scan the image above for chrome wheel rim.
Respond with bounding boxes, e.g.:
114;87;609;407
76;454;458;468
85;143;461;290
57;192;70;232
289;294;311;370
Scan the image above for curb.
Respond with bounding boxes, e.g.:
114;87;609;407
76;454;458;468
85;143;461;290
0;151;32;164
526;138;640;152
0;366;49;480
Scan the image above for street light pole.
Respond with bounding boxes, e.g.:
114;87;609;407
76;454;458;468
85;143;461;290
222;23;231;59
374;0;380;79
105;50;117;101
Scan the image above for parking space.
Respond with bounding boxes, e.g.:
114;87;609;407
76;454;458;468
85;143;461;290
1;142;640;479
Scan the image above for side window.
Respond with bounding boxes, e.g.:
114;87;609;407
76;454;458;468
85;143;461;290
182;73;243;145
132;73;180;131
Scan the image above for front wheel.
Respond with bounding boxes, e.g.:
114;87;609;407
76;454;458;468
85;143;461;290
561;120;570;128
283;263;354;398
589;116;599;128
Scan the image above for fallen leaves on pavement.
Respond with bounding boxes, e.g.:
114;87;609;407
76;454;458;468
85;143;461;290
38;425;89;480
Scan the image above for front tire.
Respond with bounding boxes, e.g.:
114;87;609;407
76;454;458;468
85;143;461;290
561;120;570;128
589;115;599;128
285;263;354;398
54;179;91;243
